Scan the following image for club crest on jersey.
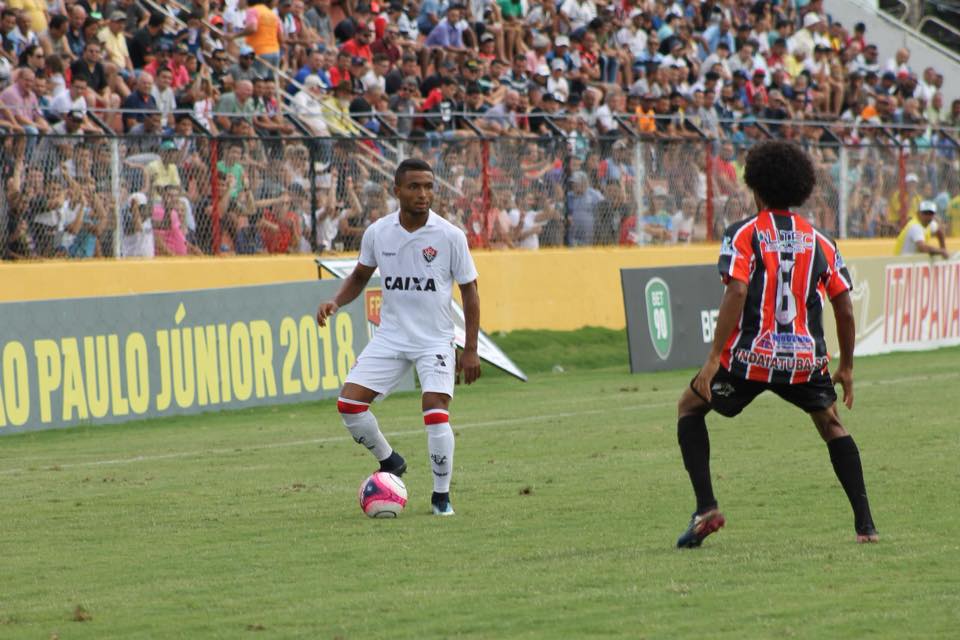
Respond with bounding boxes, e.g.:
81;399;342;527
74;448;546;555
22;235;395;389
422;246;438;263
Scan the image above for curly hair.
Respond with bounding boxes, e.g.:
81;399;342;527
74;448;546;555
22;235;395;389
743;141;816;210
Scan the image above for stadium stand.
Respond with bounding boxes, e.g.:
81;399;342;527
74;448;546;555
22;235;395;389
0;0;958;258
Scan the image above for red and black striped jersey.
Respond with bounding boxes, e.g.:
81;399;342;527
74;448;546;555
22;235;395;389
717;210;853;384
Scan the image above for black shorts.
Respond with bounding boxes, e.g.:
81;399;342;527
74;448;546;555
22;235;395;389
693;366;837;418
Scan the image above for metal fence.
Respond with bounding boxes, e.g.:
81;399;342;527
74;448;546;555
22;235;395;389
1;131;958;260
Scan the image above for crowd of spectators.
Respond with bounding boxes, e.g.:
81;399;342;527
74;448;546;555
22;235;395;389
1;0;959;258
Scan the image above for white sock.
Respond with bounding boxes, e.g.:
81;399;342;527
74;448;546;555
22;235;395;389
338;398;392;461
424;410;454;493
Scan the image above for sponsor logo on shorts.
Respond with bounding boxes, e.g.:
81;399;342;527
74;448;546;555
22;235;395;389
435;354;447;367
734;348;828;372
422;246;438;263
711;382;735;398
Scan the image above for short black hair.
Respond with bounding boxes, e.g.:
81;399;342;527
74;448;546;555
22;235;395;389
743;141;816;209
394;158;433;186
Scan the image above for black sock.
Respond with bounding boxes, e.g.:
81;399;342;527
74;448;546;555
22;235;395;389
827;435;875;533
431;491;449;505
678;415;717;514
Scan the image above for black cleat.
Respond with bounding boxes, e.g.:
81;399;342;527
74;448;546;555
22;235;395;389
856;525;879;544
431;491;455;516
676;509;726;548
378;451;407;477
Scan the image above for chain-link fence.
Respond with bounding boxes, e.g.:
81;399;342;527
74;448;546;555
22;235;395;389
1;131;958;260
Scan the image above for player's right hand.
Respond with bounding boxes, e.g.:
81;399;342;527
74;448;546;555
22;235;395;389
316;301;339;327
692;356;720;404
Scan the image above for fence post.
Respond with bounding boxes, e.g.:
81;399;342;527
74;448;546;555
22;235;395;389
838;144;849;239
481;139;491;246
897;144;907;228
110;137;122;258
632;140;645;245
704;140;714;242
210;137;220;255
309;138;318;253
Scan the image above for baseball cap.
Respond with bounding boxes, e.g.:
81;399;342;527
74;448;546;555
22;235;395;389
802;12;822;28
535;64;549;77
351;56;365;65
68;109;86;120
303;74;325;88
551;58;566;71
465;59;480;70
555;35;570;47
110;10;127;21
239;45;255;56
480;32;495;43
906;173;919;182
919;200;937;213
129;192;148;206
160;140;177;151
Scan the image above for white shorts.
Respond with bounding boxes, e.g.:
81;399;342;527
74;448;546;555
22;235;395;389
344;339;456;398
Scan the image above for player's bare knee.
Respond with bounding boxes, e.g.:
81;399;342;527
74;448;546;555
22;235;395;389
678;388;708;418
421;392;451;412
811;408;847;442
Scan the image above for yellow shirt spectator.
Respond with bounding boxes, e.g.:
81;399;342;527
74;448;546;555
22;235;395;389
886;177;921;225
946;195;960;237
145;143;182;198
7;0;47;34
98;18;130;69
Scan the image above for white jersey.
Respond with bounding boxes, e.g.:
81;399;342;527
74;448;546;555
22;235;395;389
358;210;478;351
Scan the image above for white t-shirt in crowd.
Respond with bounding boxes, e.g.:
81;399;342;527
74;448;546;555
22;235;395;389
123;217;155;257
899;221;926;255
358;210;478;351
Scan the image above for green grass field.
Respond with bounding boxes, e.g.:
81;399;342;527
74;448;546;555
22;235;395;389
1;331;958;639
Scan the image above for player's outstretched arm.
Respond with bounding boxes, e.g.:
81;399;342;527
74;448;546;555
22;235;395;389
458;279;481;385
829;290;855;409
692;279;747;403
317;263;377;327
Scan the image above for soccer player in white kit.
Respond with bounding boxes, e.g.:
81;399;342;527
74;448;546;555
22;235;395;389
316;159;481;516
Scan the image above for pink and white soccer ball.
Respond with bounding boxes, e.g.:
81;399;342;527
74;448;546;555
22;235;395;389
359;472;408;518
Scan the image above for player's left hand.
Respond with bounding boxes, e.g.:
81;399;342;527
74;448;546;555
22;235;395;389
457;349;481;385
831;366;854;409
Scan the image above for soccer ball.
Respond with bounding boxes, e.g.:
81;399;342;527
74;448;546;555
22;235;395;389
359;472;408;518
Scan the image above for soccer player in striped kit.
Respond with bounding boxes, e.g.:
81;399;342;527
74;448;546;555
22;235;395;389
674;141;879;547
317;159;481;516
